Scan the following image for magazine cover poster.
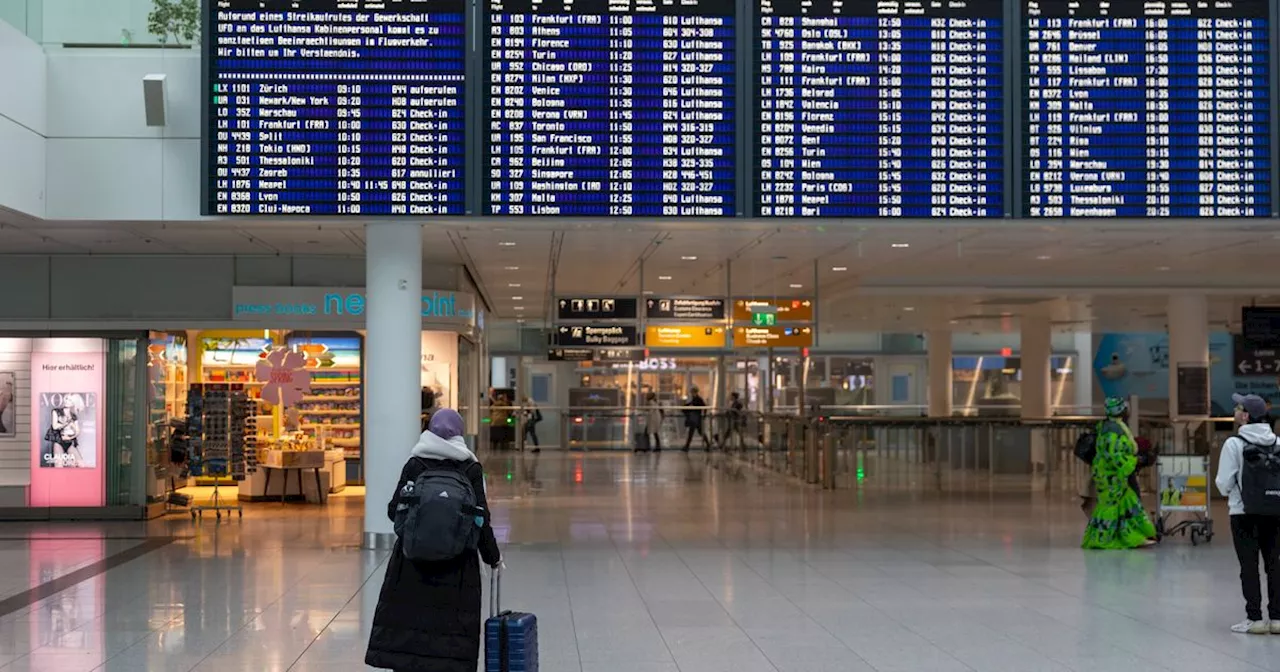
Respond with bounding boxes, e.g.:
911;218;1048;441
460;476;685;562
0;372;14;438
38;392;97;469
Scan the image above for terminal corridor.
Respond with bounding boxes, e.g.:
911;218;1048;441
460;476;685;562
0;452;1272;672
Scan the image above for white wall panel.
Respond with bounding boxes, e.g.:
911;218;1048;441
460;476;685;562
45;48;199;138
0;119;46;217
45;138;164;219
0;18;47;218
0;18;46;134
43;49;200;220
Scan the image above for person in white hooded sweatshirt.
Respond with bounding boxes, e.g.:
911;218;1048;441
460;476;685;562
1216;393;1280;635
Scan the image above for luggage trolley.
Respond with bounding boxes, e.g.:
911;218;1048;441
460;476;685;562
1152;454;1214;545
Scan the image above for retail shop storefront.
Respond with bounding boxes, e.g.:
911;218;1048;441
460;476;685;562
0;285;485;519
0;335;146;516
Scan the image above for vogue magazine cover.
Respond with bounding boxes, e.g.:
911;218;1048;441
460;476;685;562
39;392;96;468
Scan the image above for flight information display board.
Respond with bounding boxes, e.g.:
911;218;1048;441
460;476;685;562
204;0;466;216
1023;0;1271;217
755;0;1004;217
484;0;736;216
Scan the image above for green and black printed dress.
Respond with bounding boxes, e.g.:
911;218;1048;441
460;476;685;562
1082;419;1156;549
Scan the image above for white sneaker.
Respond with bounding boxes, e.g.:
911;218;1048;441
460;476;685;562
1271;621;1280;635
1231;620;1270;634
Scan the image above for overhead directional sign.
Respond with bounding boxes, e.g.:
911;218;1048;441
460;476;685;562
732;325;813;348
645;297;726;321
1234;336;1280;376
557;297;638;321
555;325;639;347
732;298;813;323
646;326;726;349
548;348;644;362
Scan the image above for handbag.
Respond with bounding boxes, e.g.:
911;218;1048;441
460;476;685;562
1074;430;1097;464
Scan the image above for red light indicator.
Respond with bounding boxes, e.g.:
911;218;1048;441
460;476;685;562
1000;347;1013;357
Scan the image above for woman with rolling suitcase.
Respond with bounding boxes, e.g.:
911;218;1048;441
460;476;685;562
365;409;503;672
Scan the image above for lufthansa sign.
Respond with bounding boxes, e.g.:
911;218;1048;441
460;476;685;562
231;286;477;327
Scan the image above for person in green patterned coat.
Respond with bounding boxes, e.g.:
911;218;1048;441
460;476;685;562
1082;397;1157;549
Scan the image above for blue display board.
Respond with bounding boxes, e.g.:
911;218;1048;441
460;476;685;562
1023;0;1271;217
483;0;736;216
755;0;1005;217
204;0;466;216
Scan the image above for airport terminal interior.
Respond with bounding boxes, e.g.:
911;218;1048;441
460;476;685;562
8;0;1280;669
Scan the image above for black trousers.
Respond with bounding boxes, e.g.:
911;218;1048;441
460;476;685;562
523;423;539;447
683;424;710;450
1231;514;1280;621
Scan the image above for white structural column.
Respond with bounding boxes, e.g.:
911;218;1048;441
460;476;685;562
1073;331;1094;414
363;222;424;549
1021;314;1052;420
927;330;953;417
1167;294;1209;421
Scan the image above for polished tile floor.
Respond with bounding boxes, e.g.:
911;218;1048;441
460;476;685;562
0;451;1277;671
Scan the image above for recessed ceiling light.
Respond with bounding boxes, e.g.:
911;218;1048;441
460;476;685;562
508;283;521;288
511;296;523;301
499;241;516;247
1036;255;1052;261
513;306;524;311
681;255;698;261
903;306;916;312
1156;266;1171;271
790;283;803;288
832;266;848;272
658;275;672;280
643;290;654;295
891;243;910;249
504;266;520;271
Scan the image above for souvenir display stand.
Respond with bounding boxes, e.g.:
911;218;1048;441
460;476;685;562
185;383;249;519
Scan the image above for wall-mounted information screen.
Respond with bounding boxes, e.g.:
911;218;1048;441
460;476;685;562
204;0;466;216
755;0;1004;217
484;0;736;216
1023;0;1271;217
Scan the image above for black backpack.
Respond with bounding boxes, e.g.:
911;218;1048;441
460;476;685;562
1238;435;1280;516
393;460;484;560
1074;430;1097;464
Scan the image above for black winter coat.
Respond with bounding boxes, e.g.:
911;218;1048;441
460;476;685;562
365;457;502;672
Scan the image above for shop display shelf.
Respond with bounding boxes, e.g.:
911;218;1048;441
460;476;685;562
302;423;360;429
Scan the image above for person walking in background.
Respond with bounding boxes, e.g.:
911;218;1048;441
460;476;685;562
365;408;502;671
640;391;663;453
721;391;745;450
522;396;542;454
1216;393;1280;634
1082;397;1157;549
682;386;711;452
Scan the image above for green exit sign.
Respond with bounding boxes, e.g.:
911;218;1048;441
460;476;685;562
752;313;776;326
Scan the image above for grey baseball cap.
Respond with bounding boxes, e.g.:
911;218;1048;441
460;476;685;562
1232;393;1269;421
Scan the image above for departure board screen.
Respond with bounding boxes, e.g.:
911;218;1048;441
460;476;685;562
205;0;466;216
485;0;736;216
756;0;1004;217
1024;0;1271;217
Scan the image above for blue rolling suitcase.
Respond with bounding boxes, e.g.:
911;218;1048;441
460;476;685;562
485;571;538;672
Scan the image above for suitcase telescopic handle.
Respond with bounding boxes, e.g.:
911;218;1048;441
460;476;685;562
490;566;502;617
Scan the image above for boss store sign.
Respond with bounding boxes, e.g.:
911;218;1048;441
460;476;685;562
555;325;639;347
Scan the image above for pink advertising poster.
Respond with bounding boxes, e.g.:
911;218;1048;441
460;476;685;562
29;348;105;507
